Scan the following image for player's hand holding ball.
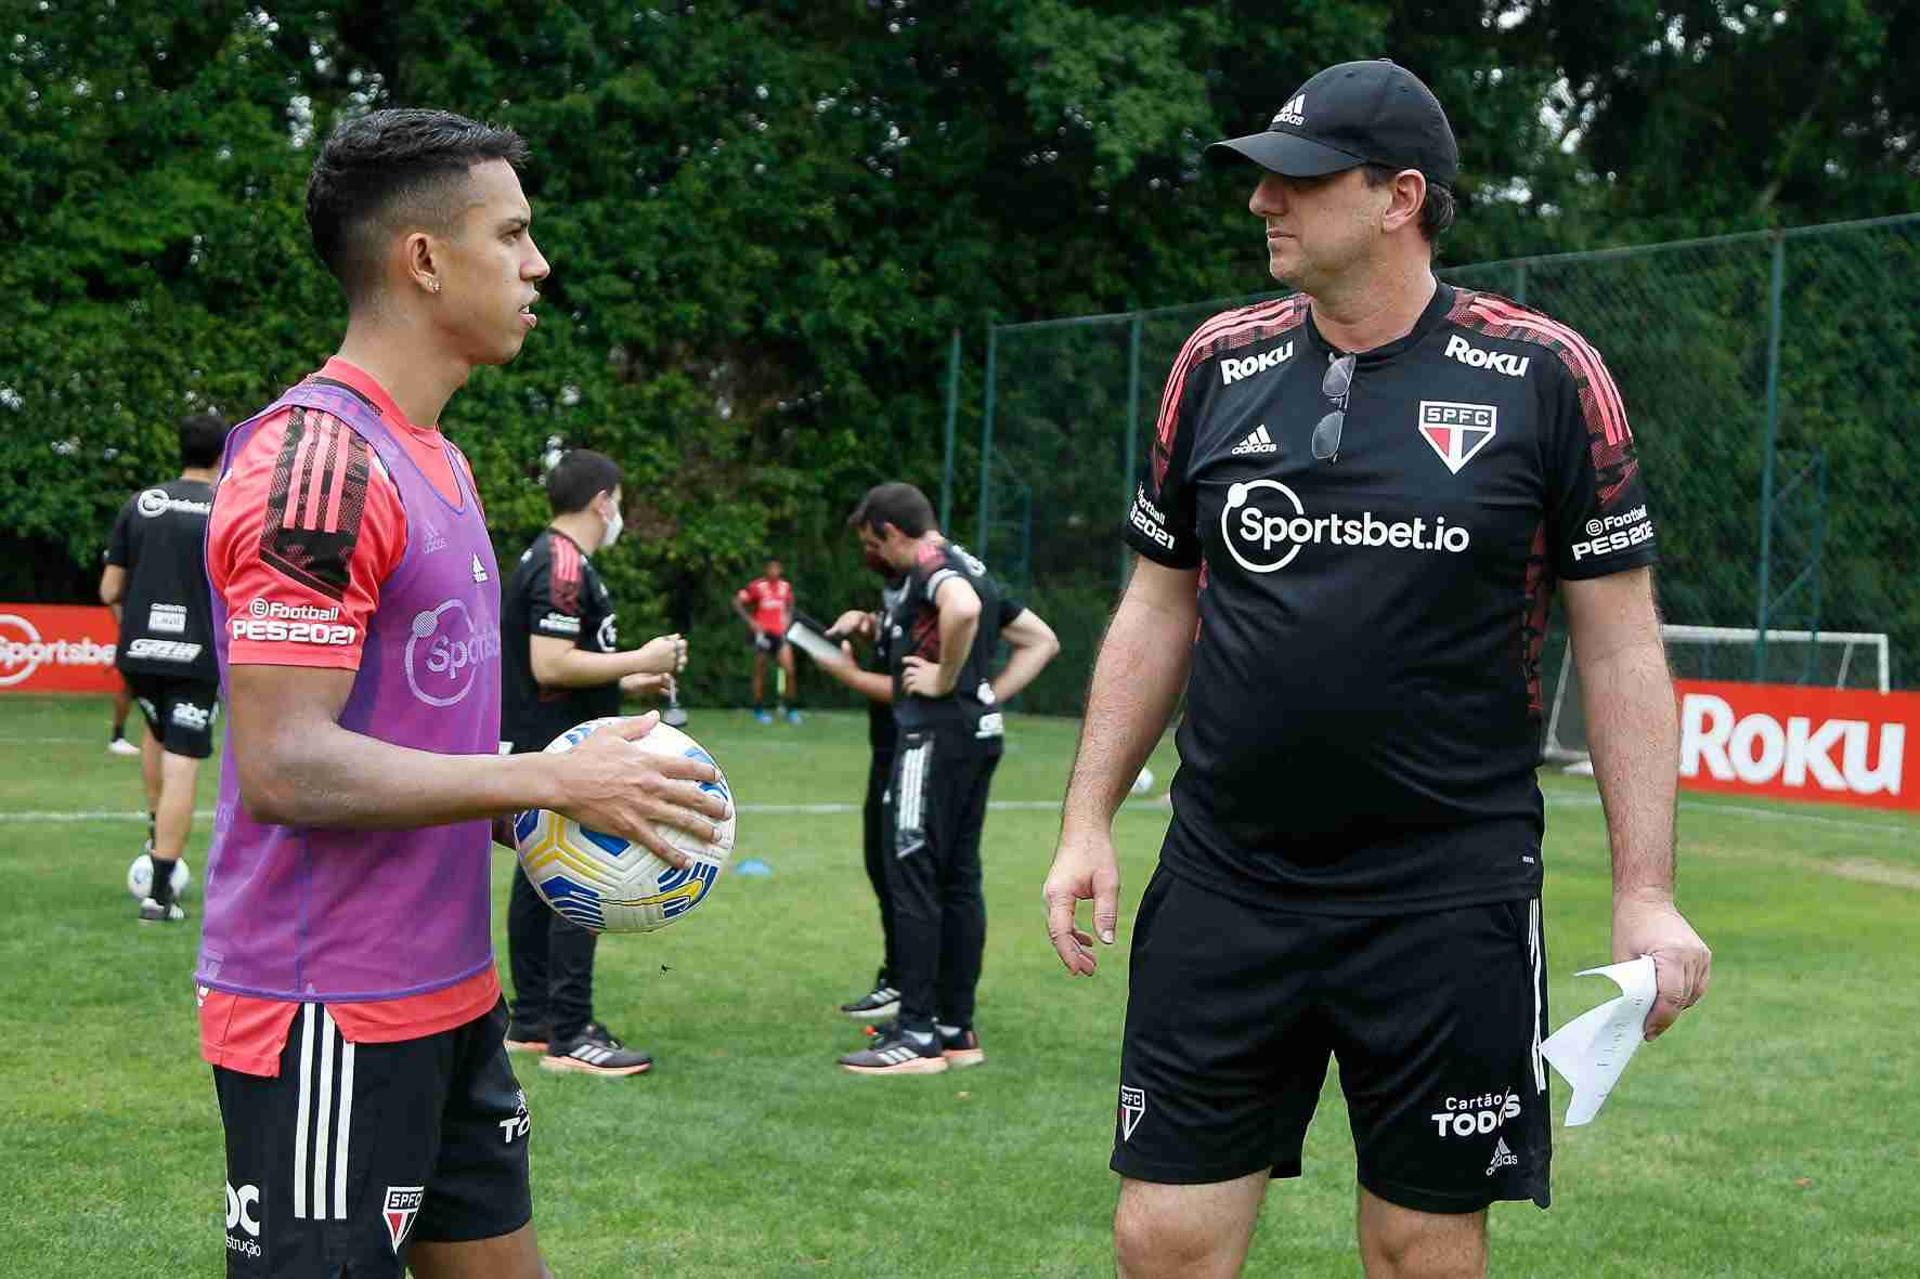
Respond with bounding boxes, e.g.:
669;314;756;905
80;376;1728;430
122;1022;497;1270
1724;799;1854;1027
637;633;687;674
549;712;729;870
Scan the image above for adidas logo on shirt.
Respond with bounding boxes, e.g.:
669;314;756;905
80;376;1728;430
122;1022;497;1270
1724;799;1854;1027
470;554;490;583
1231;425;1278;457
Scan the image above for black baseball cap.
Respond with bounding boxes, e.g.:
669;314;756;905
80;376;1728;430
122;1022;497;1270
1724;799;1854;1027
1207;59;1457;190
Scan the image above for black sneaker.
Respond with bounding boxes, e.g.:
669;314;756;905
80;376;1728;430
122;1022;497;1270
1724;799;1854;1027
839;1023;947;1076
504;1021;550;1054
541;1022;652;1077
839;983;900;1020
861;1020;985;1068
937;1025;985;1068
137;896;184;923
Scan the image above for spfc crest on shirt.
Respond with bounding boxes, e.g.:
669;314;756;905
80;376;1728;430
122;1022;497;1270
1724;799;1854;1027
1417;401;1498;475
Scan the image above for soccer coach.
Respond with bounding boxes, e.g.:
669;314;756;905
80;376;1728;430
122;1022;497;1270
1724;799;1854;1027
1043;60;1711;1277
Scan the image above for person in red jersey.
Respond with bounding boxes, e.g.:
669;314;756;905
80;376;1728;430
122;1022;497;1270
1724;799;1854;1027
197;108;730;1279
733;557;800;723
1043;61;1711;1278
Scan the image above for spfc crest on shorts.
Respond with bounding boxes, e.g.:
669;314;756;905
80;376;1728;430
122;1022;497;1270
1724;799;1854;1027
1118;1086;1147;1141
383;1186;425;1253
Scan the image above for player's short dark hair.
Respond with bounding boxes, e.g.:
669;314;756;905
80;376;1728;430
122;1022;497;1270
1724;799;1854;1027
177;412;228;469
546;449;621;515
1361;163;1455;242
847;482;936;538
306;108;530;302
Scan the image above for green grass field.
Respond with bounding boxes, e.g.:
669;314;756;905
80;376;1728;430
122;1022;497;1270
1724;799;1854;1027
2;694;1916;1276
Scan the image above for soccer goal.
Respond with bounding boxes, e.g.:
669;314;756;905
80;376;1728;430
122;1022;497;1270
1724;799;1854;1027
1542;624;1893;771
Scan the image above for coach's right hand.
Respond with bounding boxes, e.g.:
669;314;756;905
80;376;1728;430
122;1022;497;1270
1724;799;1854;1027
1043;828;1121;977
551;713;730;870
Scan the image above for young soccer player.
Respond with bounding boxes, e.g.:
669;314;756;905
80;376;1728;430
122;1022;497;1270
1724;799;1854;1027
197;109;729;1276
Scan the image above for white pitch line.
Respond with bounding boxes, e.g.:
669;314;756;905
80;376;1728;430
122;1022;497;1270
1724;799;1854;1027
3;794;1910;836
0;798;1111;824
7;787;1912;837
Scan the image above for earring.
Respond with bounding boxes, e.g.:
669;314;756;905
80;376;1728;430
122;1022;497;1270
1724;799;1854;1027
430;279;441;294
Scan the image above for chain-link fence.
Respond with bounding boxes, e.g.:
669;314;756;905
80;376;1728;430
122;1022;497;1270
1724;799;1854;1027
949;214;1920;714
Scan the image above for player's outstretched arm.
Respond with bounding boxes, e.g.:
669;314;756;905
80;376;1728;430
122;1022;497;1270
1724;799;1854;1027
228;665;728;868
530;632;687;689
989;608;1061;704
1564;567;1711;1039
1044;558;1197;976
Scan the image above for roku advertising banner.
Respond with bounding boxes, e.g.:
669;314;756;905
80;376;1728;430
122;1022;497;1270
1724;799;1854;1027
1677;679;1917;812
0;605;120;694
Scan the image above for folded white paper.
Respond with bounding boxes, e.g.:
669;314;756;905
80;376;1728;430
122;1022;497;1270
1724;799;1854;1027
1540;955;1658;1127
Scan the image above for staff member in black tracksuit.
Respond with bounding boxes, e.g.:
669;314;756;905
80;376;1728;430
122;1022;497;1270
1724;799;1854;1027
500;449;687;1077
100;411;226;923
833;482;1058;1076
824;559;1038;1025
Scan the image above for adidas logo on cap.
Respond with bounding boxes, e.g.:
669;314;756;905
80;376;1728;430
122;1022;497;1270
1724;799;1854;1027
1275;93;1306;127
1231;425;1278;457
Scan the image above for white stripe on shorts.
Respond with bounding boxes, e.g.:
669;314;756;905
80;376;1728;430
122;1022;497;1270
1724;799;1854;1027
312;1009;337;1220
292;1004;315;1220
1528;898;1545;1092
334;1035;355;1220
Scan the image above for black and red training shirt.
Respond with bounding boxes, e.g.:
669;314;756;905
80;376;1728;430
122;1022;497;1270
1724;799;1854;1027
1125;282;1657;913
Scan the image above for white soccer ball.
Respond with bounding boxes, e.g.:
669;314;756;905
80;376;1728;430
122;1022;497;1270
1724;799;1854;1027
1131;767;1156;796
127;853;191;901
513;718;736;934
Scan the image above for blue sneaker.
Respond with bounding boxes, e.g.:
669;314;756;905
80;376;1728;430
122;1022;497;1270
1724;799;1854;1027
754;709;774;725
785;709;803;725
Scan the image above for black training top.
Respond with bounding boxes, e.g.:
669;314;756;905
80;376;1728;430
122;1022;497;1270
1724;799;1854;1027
884;540;1020;747
501;529;621;754
1124;283;1657;913
108;478;219;682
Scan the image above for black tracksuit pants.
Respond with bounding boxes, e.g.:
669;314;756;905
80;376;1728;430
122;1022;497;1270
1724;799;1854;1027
883;725;1001;1030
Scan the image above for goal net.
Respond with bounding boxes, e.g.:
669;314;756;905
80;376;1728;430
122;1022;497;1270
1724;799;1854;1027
1542;624;1892;769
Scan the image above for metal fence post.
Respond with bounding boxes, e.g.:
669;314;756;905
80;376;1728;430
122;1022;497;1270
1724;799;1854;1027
1122;310;1143;588
978;320;998;553
1754;232;1787;679
1514;261;1529;306
940;327;960;531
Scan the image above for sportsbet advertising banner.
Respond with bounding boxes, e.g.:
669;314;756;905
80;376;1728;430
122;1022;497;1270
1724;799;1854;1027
1677;679;1917;813
0;605;120;694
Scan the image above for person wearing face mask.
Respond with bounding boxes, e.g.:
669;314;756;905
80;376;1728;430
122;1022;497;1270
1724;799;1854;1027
500;447;689;1076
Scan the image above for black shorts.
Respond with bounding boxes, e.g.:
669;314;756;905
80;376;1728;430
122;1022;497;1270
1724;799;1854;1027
122;670;220;759
1112;867;1551;1214
752;630;786;656
214;999;532;1276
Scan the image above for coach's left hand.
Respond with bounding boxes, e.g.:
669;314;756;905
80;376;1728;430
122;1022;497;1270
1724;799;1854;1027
1612;892;1712;1041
